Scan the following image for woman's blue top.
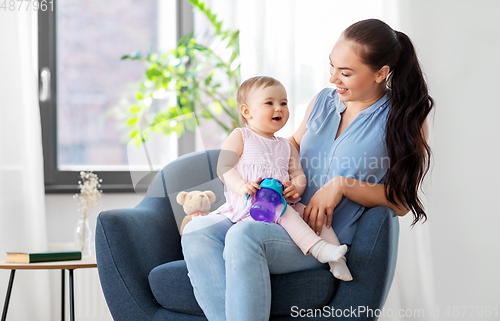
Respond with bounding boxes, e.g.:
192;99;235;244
300;88;391;245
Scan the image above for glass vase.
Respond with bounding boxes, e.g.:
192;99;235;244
74;217;93;259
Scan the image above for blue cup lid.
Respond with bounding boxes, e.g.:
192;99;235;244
259;178;284;195
260;178;287;217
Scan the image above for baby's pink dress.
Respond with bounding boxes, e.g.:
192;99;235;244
211;128;291;223
212;127;340;255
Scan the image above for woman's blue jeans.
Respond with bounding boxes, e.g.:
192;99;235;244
181;213;328;321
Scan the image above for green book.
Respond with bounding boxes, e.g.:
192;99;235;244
6;251;82;263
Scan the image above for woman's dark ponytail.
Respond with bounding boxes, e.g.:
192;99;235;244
385;31;434;225
343;19;434;225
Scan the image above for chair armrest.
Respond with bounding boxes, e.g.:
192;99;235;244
329;206;399;317
96;196;182;321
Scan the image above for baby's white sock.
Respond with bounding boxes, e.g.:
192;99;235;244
329;256;353;281
310;240;347;263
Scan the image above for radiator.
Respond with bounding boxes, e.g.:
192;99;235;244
70;268;112;321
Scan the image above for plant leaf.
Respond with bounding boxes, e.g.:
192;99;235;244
211;101;223;114
130;106;141;113
119;0;241;140
122;50;142;60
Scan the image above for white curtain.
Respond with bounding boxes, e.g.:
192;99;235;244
386;214;438;320
0;9;51;321
237;0;394;137
204;0;437;319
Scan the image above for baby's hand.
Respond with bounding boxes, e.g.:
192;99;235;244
283;181;300;200
239;177;263;198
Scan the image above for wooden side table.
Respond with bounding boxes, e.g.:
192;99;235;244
0;259;97;321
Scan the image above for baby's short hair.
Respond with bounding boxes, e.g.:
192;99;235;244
237;76;282;126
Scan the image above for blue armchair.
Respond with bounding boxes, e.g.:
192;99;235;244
96;149;399;321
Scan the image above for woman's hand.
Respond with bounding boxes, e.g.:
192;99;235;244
239;177;263;198
283;181;300;201
303;176;345;234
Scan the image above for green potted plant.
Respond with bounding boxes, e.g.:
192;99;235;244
120;0;241;144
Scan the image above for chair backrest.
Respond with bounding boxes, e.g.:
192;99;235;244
144;149;226;230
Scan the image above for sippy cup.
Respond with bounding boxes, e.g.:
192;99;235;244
246;178;287;222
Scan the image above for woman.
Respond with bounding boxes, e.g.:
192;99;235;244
181;19;433;321
295;18;433;238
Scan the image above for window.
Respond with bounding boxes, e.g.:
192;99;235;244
39;0;194;193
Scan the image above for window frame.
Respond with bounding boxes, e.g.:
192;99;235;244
39;0;194;194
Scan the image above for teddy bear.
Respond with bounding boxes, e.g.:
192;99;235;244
176;190;216;235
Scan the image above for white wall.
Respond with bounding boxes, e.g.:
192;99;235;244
45;193;143;245
398;0;500;317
